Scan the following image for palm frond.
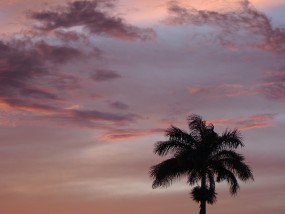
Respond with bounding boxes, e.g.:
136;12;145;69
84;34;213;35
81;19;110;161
188;114;218;143
187;169;201;186
223;170;239;195
216;129;244;150
219;158;254;181
154;140;190;156
188;114;205;130
154;125;197;156
210;150;245;162
166;125;188;139
166;126;197;146
213;163;240;195
210;150;254;182
150;157;188;188
188;114;206;139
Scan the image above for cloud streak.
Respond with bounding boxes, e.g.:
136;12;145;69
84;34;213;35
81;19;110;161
91;69;121;81
188;83;258;97
262;68;285;102
99;128;164;141
209;113;276;130
188;78;285;104
109;101;130;110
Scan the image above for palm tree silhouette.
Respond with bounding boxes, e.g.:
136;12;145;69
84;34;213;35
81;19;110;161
150;114;254;214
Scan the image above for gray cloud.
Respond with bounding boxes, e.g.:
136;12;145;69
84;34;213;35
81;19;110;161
264;68;285;84
0;1;149;129
261;68;285;102
34;41;83;64
0;40;47;89
109;101;129;110
166;0;285;53
30;108;141;128
51;74;81;90
0;38;139;127
54;30;89;42
91;69;121;81
0;38;85;102
71;109;138;123
28;0;156;41
20;87;59;100
1;97;59;112
1;95;140;127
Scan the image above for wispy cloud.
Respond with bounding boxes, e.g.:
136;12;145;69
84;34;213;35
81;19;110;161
188;83;258;97
28;0;156;41
0;39;65;105
0;35;138;128
91;69;121;82
100;128;164;141
0;97;59;113
188;78;285;105
166;0;285;52
108;101;130;110
34;41;83;63
262;68;285;102
209;113;276;130
70;109;139;124
0;96;140;127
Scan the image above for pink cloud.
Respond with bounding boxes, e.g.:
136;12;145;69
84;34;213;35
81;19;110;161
261;82;285;102
28;0;156;41
188;84;259;97
262;68;285;102
188;79;285;105
209;114;276;130
166;0;285;53
100;128;164;141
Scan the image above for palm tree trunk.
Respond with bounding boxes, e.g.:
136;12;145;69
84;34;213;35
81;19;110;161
199;200;206;214
199;173;206;214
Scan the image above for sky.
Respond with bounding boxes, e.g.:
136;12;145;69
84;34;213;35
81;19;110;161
0;0;285;213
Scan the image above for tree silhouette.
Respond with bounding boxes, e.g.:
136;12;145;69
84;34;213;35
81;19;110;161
150;114;254;214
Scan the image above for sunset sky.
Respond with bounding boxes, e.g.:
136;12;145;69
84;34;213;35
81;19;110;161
0;0;285;213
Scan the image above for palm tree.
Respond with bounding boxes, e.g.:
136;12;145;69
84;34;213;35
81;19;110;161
150;114;254;214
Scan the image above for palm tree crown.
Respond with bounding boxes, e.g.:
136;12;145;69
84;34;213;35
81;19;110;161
150;114;254;214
